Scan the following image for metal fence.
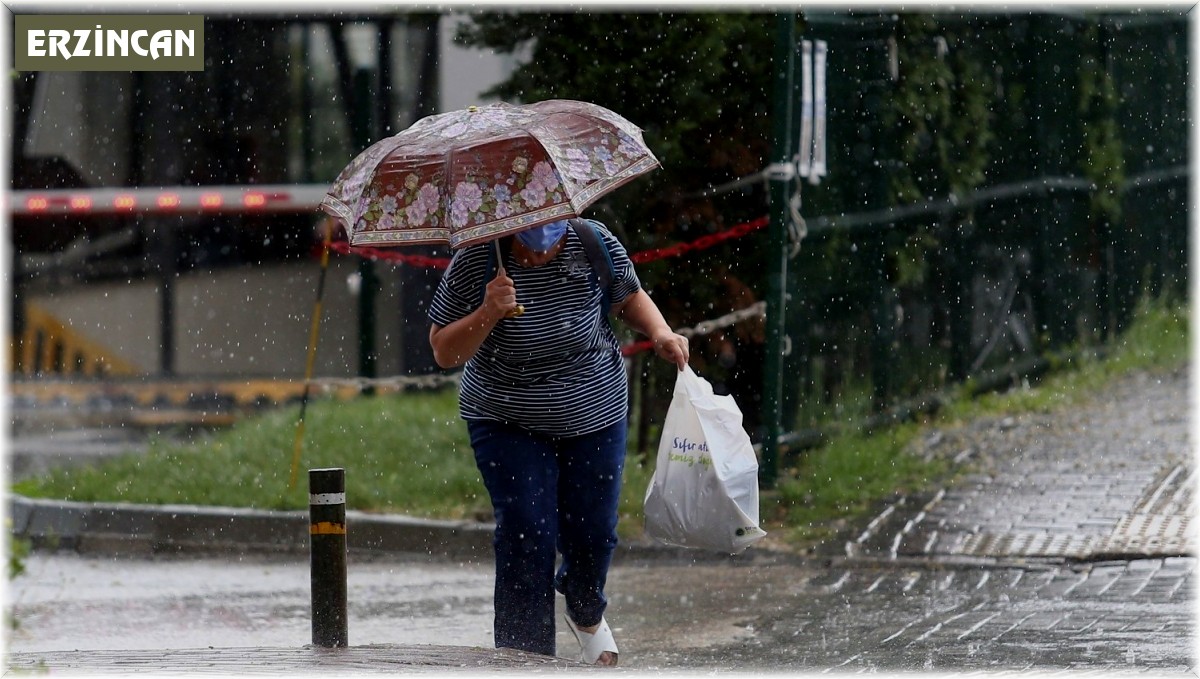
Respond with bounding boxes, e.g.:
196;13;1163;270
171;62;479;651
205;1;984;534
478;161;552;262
759;11;1190;478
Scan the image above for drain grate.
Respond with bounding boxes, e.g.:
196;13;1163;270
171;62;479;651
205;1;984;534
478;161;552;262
890;462;1195;561
1095;463;1197;557
954;531;1100;559
1097;513;1193;557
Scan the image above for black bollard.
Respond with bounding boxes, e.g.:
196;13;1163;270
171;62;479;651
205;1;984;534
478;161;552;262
309;467;348;647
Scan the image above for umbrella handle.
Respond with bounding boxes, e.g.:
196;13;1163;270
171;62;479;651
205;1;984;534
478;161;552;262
494;240;525;318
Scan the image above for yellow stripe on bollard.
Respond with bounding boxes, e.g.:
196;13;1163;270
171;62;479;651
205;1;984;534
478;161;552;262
310;521;346;535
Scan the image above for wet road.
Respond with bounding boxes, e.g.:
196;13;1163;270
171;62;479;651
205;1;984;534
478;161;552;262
8;549;1193;672
7;553;495;653
7;368;1194;672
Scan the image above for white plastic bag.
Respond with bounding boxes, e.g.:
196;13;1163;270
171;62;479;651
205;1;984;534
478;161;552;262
643;366;767;554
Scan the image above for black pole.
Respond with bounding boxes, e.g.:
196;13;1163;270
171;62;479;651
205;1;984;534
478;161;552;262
761;11;796;487
309;468;348;648
155;218;177;376
353;68;378;389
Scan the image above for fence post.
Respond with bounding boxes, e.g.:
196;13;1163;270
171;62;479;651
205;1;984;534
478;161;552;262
309;467;348;648
762;11;797;488
352;67;378;391
945;215;973;382
868;236;893;411
152;217;176;376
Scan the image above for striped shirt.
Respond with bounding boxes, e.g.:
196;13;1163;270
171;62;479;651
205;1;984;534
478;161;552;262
427;223;641;437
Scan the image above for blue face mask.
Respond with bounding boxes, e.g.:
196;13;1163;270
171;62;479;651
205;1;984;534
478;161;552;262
517;220;568;252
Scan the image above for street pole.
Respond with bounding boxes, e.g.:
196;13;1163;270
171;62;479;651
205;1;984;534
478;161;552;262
155;217;176;376
309;468;348;648
352;68;378;389
761;12;797;488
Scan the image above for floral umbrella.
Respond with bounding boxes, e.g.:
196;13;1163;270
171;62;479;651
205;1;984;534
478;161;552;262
320;99;660;249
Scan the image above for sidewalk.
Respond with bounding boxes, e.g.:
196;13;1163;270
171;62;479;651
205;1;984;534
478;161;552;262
841;365;1193;565
5;645;584;674
6;366;1193;672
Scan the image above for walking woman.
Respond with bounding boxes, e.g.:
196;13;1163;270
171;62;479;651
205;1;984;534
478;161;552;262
428;218;688;665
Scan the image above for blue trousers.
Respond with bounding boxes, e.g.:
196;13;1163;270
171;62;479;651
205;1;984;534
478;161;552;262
467;418;626;657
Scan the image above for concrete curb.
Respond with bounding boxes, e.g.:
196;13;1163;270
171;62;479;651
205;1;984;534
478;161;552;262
15;493;1134;571
9;494;492;559
7;494;771;565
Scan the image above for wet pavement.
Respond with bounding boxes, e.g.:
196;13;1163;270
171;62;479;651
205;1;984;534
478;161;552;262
7;549;1193;673
5;366;1195;673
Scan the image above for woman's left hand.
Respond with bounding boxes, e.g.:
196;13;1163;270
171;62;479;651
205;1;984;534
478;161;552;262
651;331;689;371
613;289;690;371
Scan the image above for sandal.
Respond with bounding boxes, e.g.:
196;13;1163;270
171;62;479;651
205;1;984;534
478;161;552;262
563;614;619;666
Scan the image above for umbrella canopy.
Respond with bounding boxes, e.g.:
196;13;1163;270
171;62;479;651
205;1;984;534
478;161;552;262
320;99;660;250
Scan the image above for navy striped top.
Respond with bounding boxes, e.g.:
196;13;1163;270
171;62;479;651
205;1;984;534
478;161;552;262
427;223;642;437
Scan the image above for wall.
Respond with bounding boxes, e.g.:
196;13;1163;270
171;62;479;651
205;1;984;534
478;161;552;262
438;13;522;113
30;258;406;379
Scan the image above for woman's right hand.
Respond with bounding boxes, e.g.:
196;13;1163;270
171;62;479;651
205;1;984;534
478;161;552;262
483;268;521;320
430;268;519;369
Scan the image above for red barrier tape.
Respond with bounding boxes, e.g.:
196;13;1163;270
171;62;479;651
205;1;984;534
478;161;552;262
322;215;770;358
629;216;769;264
325;240;452;269
621;339;656;357
322;215;769;269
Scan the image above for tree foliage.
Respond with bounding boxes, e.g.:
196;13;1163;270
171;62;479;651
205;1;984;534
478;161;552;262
454;11;781;421
882;14;994;287
887;16;994;202
454;12;777;252
1077;23;1125;226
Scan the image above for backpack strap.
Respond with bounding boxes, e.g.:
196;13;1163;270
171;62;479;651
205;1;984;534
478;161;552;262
568;218;616;316
479;222;616;315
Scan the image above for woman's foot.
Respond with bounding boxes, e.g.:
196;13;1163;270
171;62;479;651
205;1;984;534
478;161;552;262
564;615;619;666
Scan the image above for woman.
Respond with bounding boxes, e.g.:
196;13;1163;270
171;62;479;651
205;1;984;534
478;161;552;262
428;218;688;666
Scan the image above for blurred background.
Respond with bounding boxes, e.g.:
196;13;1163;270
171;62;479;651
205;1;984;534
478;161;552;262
7;8;1190;479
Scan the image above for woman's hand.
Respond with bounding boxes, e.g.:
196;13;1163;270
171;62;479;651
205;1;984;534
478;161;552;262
429;268;521;369
482;268;520;321
650;330;689;371
615;290;690;371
